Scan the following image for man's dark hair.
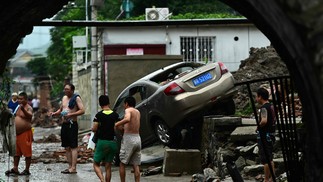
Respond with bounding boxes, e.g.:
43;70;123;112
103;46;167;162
99;95;110;106
64;83;75;91
19;92;28;99
124;96;136;107
257;87;269;100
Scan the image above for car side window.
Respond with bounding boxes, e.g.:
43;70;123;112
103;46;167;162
129;86;146;105
114;97;126;118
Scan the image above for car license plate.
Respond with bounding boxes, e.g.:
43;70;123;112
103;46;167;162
192;72;212;86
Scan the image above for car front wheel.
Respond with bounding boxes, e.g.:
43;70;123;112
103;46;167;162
154;120;172;146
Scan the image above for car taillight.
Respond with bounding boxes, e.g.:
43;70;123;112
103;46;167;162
164;82;186;96
218;62;228;75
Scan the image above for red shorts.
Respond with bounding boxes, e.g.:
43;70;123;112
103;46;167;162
16;129;32;157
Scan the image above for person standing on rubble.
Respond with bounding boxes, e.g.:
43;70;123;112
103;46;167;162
256;87;276;182
92;95;119;182
50;83;85;174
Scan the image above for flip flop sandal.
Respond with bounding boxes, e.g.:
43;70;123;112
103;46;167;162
61;169;70;173
5;169;19;176
19;170;31;175
67;171;77;174
62;170;77;174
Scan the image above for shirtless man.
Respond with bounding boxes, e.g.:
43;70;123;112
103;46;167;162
50;83;85;174
5;92;33;176
115;96;141;182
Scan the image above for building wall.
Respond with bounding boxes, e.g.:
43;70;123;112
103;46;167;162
73;66;92;130
102;25;270;71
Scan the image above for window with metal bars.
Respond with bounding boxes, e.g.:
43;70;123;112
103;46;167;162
180;36;216;63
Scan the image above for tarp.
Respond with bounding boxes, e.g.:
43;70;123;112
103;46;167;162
0;109;16;156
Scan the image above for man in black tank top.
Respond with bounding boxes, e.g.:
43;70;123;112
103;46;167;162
256;87;276;182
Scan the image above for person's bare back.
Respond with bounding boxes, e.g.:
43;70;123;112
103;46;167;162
123;107;140;134
115;97;141;135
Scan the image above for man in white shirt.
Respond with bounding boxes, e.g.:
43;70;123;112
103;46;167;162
31;96;40;112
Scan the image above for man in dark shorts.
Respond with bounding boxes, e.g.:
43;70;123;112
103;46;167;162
50;83;85;174
92;95;119;182
256;87;276;182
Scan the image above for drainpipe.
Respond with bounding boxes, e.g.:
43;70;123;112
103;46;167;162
90;1;98;121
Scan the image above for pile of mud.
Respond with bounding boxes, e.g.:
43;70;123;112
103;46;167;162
231;46;297;115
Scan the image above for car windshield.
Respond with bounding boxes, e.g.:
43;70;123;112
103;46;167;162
150;63;201;85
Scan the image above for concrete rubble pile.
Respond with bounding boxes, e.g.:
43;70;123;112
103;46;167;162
193;46;298;181
198;116;287;182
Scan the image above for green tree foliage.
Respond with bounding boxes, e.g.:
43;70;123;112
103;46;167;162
47;0;86;98
0;69;13;110
130;0;235;17
27;56;48;76
97;0;122;20
27;56;49;94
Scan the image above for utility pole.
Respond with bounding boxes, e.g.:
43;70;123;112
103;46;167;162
90;0;98;120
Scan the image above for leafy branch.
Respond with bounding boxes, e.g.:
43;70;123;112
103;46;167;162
0;68;14;111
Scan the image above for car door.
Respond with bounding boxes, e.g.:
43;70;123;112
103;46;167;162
127;85;154;146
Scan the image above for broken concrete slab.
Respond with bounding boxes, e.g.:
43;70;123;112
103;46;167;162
204;116;242;127
241;118;257;126
163;149;201;175
230;126;257;142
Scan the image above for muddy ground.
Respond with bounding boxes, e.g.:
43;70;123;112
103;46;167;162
0;126;258;182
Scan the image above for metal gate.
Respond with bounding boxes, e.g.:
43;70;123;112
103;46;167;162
235;76;304;181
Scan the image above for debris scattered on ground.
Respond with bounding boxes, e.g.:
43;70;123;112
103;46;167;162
32;108;60;128
141;166;163;176
32;144;94;164
34;133;61;143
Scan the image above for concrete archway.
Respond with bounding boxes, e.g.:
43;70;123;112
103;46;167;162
1;0;323;180
220;0;323;181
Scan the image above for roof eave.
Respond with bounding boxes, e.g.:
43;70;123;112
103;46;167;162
36;18;252;27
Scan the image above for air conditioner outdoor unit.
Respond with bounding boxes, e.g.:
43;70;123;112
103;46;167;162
145;7;170;21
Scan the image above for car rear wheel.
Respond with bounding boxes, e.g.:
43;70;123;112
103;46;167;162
154;120;172;146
